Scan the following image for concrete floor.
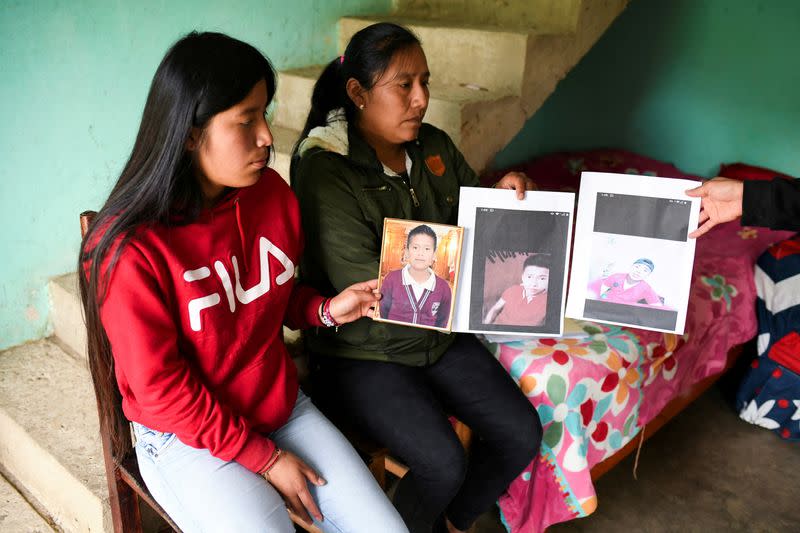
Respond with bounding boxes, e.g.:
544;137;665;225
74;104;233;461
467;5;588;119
473;383;800;533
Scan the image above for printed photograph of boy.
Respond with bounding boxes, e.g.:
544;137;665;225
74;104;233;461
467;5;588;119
483;254;550;326
587;258;663;306
584;232;683;310
468;207;569;334
581;232;684;330
376;220;463;331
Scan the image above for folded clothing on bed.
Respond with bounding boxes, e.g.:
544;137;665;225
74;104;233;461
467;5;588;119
737;233;800;441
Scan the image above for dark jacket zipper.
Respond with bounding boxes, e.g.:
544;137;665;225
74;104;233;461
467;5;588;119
395;174;420;208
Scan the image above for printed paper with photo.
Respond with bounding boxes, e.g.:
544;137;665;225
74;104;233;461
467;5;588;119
565;172;700;334
453;187;575;337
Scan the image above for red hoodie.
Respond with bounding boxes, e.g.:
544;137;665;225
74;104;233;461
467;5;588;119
99;168;324;473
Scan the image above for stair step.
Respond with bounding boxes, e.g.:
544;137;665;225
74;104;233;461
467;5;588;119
49;273;86;363
271;123;301;183
274;64;514;147
0;339;106;532
273;66;324;135
393;0;583;33
0;472;55;532
338;16;530;95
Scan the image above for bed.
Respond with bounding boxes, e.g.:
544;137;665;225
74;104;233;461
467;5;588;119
481;150;795;532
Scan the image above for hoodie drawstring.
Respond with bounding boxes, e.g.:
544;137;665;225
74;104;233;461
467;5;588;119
234;198;249;273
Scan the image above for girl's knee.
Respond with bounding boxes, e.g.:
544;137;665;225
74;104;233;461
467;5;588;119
241;507;295;533
175;490;294;533
228;494;295;532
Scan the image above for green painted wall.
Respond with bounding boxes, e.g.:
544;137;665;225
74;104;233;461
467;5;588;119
495;0;800;178
4;0;797;349
0;0;390;349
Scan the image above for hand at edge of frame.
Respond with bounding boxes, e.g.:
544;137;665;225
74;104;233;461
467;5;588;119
686;177;744;238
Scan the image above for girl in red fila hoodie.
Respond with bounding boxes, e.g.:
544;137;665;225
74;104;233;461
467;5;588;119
79;32;407;533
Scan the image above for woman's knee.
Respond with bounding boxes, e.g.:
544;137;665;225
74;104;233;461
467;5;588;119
483;398;542;473
507;405;543;469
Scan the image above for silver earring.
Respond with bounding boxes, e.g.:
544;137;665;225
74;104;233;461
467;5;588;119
359;104;365;110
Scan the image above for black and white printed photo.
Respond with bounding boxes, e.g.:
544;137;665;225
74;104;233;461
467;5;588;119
468;208;570;335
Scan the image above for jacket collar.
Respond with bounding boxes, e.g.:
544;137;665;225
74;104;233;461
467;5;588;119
350;123;424;174
346;120;384;172
298;107;422;172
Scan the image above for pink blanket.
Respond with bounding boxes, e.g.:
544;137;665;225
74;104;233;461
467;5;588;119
489;220;793;532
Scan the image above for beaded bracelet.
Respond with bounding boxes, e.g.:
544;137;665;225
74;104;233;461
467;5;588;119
320;298;340;328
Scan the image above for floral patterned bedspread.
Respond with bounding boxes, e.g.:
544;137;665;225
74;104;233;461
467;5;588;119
487;220;795;533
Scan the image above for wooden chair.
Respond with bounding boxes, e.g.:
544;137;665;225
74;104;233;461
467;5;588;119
79;211;323;533
80;210;179;533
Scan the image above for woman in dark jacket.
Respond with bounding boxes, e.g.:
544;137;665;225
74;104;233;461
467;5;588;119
291;22;542;533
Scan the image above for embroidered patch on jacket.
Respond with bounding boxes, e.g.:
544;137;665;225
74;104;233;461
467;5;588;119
425;155;446;176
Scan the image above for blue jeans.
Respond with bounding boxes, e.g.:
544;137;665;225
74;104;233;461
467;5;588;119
133;391;407;533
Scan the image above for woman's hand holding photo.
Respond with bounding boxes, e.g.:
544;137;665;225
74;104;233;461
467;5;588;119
494;171;538;200
328;279;381;324
686;177;744;238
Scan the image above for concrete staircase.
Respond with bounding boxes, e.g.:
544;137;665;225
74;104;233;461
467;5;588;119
0;2;628;531
271;0;629;180
0;274;107;532
1;472;55;532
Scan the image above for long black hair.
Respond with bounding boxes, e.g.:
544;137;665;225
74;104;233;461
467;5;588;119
78;31;275;459
290;22;420;163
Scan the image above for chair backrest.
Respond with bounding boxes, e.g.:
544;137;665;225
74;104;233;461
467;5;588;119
80;210;179;532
